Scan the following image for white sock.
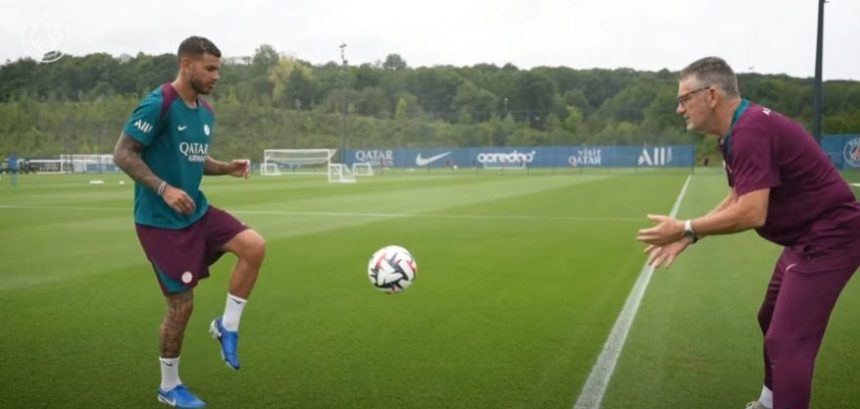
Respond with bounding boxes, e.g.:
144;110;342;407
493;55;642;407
758;385;773;408
159;357;181;391
222;293;247;332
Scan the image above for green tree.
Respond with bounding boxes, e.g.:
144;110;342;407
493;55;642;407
358;86;389;118
252;44;280;76
269;58;314;109
394;95;409;120
382;54;408;71
511;71;562;128
451;82;498;123
406;67;463;119
563;106;584;134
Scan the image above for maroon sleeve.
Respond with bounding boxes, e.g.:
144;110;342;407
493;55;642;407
729;122;780;196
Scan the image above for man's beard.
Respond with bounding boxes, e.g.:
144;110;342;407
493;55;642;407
190;76;212;95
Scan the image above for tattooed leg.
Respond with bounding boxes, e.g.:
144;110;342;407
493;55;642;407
159;290;194;358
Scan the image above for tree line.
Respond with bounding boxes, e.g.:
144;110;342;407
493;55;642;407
1;45;858;161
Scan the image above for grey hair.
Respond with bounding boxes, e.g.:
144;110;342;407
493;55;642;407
680;57;740;98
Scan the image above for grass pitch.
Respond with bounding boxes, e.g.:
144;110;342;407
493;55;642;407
0;171;857;408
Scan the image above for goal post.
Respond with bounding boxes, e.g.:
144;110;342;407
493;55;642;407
351;162;374;176
328;163;357;183
261;149;336;176
28;159;67;174
260;162;281;176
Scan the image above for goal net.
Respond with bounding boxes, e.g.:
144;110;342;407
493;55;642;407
24;155;118;174
351;162;374;176
260;162;281;176
328;163;357;183
261;149;336;176
28;159;67;174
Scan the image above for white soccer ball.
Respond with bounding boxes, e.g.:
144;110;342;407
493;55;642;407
367;245;417;293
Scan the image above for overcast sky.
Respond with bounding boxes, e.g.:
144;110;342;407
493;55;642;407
2;0;858;80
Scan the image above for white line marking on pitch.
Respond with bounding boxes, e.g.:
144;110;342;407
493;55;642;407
573;174;692;409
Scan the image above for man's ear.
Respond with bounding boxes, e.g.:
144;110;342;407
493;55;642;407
179;56;192;75
708;87;720;108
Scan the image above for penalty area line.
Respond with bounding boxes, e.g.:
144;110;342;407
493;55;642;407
572;174;692;409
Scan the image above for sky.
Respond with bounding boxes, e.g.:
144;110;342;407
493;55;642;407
1;0;859;80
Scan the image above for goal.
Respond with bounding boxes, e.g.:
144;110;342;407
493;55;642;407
351;162;374;176
28;159;67;174
328;163;357;183
261;149;336;176
260;162;281;176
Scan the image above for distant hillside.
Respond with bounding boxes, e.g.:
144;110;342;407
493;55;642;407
1;46;858;159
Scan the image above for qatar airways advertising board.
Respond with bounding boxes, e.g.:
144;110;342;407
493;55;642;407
347;145;695;169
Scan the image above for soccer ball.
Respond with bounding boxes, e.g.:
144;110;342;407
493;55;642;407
367;245;417;293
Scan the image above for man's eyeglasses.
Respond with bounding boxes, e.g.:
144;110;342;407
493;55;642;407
677;87;710;106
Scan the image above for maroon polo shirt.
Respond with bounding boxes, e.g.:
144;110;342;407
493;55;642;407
720;100;860;247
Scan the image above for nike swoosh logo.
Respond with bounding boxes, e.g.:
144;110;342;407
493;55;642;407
162;397;176;405
163;362;174;366
415;152;452;166
177;125;188;131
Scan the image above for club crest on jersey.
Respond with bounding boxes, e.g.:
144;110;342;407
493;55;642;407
203;124;211;136
843;137;860;168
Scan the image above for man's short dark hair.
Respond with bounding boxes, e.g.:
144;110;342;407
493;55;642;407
177;36;221;60
680;56;739;98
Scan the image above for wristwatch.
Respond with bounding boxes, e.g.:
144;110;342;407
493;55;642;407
683;219;698;244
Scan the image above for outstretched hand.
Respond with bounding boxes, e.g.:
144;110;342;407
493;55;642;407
643;239;691;269
227;159;251;179
637;214;685;246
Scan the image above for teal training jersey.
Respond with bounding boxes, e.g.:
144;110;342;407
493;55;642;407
122;83;213;229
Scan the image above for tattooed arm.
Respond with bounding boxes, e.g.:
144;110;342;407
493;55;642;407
113;132;196;214
113;132;164;193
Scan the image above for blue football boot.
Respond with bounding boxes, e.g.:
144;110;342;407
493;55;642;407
157;384;206;408
209;317;240;370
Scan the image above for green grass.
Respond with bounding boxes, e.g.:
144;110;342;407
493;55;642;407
0;172;857;408
604;175;860;409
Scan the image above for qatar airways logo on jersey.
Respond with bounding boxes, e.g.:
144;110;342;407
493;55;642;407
179;142;209;163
